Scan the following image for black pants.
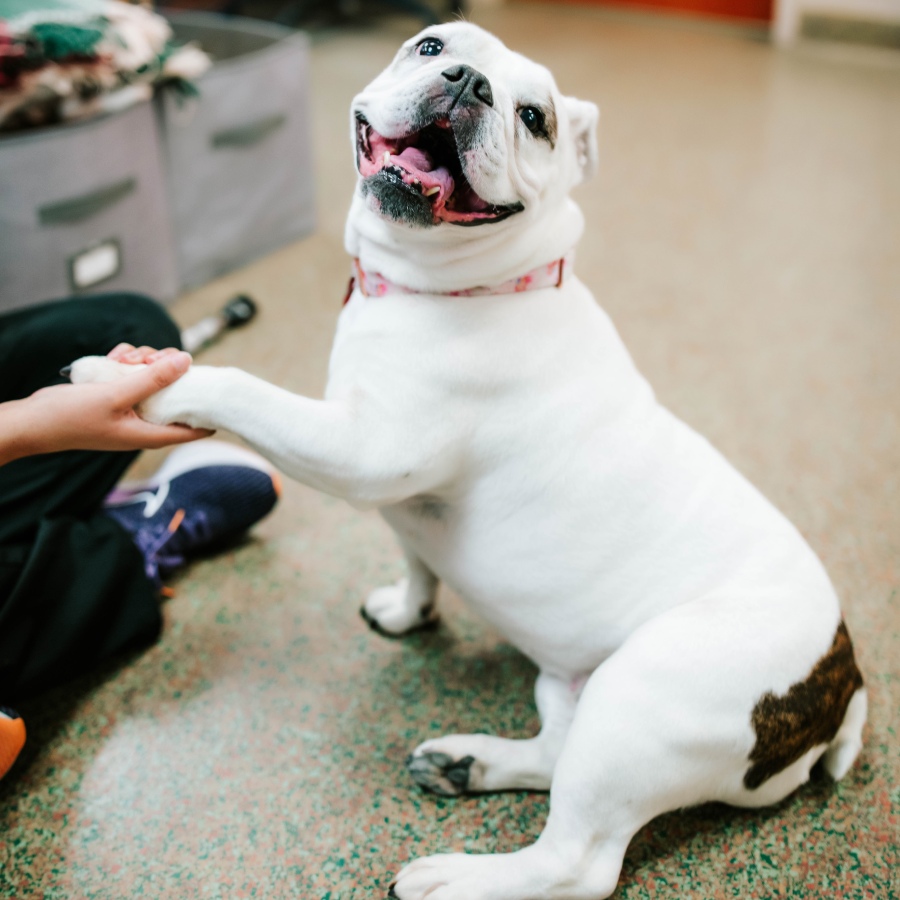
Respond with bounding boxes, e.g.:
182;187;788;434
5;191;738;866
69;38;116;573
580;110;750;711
0;294;181;701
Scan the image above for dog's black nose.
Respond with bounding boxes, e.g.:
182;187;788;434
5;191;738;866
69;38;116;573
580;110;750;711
441;64;493;108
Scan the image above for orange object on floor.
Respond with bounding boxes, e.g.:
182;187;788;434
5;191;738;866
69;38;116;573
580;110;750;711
0;707;26;780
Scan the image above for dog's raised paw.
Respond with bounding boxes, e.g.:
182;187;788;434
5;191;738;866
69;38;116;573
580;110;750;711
407;751;476;796
67;355;143;385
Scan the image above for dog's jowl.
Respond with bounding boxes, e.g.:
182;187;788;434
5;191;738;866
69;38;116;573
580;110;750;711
70;22;867;900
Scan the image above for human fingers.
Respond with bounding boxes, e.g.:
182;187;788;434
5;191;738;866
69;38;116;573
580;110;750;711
145;347;183;364
117;417;214;449
121;345;160;365
114;351;193;406
107;343;136;362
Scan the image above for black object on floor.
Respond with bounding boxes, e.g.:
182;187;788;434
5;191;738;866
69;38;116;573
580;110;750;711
180;294;259;355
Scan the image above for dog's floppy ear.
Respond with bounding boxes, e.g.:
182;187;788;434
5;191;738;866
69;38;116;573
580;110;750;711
565;97;599;185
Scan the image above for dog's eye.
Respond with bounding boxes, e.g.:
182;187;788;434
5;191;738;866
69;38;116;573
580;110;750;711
417;38;444;57
519;106;545;136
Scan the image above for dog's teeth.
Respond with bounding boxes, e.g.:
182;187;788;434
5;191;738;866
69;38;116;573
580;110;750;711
424;186;440;197
383;151;391;165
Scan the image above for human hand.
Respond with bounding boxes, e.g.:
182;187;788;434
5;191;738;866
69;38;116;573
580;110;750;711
0;352;213;465
106;342;183;366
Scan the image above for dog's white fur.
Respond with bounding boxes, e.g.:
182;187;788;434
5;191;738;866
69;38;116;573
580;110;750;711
72;24;865;899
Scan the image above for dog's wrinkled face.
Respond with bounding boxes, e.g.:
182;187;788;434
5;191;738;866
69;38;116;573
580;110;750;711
351;23;598;230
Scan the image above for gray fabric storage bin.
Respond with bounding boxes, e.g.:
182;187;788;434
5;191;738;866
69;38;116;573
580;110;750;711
159;14;315;289
0;101;179;314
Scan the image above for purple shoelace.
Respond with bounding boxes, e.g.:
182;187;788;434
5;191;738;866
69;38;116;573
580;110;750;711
132;509;213;587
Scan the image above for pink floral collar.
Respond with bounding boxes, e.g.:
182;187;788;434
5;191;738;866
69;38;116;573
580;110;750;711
345;253;574;303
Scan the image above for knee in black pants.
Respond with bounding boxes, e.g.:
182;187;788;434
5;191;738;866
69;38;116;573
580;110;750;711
90;293;182;353
0;292;181;403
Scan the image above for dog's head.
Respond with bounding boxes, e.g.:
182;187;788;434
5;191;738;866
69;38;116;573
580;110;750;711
350;23;599;232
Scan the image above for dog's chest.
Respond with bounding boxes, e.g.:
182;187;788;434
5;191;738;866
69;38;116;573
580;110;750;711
333;280;827;672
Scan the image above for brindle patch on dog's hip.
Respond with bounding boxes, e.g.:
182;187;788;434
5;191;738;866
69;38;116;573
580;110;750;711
745;621;863;790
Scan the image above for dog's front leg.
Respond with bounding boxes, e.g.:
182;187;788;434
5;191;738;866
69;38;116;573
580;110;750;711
362;542;440;636
406;671;580;795
69;359;457;508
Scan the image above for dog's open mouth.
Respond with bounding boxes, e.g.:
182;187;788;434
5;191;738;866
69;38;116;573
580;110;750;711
355;113;523;226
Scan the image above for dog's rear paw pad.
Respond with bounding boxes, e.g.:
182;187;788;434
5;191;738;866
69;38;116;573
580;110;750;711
407;751;475;796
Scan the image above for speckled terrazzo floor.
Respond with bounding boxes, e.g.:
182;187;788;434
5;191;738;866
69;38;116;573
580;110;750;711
2;5;899;898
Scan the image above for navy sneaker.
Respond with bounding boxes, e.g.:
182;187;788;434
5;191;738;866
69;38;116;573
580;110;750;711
104;441;281;588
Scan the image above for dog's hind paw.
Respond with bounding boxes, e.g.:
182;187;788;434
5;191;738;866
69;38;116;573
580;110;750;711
361;579;439;637
407;750;476;796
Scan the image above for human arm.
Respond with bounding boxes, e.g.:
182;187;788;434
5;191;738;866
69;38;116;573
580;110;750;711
0;350;212;467
68;356;458;508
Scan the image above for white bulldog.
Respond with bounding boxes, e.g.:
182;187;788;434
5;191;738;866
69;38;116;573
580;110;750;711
71;23;866;900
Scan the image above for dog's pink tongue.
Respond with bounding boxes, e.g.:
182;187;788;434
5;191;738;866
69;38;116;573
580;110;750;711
395;146;454;199
397;147;433;171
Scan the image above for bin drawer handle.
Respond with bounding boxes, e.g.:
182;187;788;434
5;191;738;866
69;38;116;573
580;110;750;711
212;114;286;149
38;177;136;226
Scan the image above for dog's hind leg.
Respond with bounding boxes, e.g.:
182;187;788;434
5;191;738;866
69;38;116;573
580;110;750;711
362;544;439;636
392;633;704;900
391;598;858;900
823;686;867;781
406;672;579;795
